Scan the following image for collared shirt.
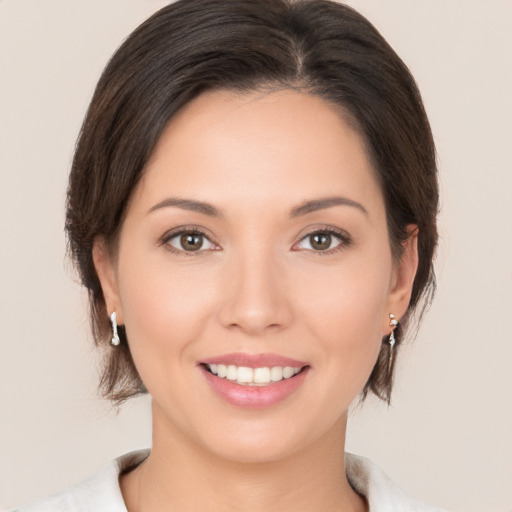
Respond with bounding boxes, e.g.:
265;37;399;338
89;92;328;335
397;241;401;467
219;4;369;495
12;449;447;512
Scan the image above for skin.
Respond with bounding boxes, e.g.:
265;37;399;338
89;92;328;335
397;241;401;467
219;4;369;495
93;89;418;512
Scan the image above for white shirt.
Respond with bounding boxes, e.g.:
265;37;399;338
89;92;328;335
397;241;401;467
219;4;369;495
12;449;446;511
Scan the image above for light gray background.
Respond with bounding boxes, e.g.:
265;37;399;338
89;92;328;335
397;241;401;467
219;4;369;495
1;1;511;511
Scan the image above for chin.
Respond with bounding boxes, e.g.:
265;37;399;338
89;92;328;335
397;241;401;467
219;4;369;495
205;434;302;465
192;414;331;465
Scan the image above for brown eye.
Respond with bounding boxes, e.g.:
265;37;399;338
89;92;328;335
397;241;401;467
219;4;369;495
180;233;203;251
309;233;332;251
165;230;216;253
295;228;349;254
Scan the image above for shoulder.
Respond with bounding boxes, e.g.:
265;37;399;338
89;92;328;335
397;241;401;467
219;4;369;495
10;449;150;512
345;453;448;512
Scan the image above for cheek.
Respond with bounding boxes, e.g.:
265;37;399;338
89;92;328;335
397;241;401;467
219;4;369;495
295;249;392;336
293;250;392;387
122;269;212;324
115;247;218;379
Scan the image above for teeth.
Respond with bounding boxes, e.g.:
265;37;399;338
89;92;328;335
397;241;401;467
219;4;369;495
237;366;253;383
283;367;295;379
254;367;271;384
270;366;283;381
206;363;303;385
226;365;237;381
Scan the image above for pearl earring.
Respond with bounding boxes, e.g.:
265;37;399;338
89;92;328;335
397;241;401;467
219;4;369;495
110;311;120;346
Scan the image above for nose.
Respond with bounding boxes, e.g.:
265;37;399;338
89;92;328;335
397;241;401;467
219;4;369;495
217;248;293;336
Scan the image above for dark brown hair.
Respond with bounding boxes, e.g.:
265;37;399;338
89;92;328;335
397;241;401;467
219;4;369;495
66;0;438;405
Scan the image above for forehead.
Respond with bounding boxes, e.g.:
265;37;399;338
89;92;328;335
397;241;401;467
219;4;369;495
133;89;384;218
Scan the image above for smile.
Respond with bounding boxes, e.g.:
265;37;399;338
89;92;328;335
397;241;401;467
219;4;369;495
199;353;310;408
204;363;303;386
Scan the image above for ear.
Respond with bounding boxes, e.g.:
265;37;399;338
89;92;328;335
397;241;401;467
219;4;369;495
92;237;123;324
384;225;419;331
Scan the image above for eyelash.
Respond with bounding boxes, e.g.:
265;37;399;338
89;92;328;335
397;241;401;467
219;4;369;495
295;226;352;256
160;225;352;257
160;226;215;257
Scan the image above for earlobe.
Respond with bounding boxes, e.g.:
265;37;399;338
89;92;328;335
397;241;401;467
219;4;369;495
386;225;419;322
92;238;122;322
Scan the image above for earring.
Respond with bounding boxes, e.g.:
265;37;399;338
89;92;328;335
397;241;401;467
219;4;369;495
110;311;120;346
388;313;398;370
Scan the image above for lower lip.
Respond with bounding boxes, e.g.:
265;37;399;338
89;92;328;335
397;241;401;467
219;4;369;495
200;366;310;408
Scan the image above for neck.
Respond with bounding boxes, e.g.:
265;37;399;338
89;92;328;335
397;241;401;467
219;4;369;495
120;401;367;512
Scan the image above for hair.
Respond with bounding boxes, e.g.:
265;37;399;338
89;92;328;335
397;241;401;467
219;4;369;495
65;0;438;406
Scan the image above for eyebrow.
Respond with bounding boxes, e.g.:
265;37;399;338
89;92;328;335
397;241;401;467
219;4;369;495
289;196;368;217
148;197;224;218
147;195;368;218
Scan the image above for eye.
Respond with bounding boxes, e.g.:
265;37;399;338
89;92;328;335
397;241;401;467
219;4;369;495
163;229;217;254
295;228;350;254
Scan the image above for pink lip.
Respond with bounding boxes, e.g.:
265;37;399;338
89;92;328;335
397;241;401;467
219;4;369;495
200;365;310;409
200;352;308;369
198;353;310;409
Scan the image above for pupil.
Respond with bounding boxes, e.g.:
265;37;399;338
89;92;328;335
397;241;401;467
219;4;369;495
311;233;331;250
181;233;202;251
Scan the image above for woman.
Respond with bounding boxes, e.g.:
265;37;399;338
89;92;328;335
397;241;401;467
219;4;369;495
14;0;443;510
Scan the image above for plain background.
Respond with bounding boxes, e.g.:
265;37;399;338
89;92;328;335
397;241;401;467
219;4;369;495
0;1;511;511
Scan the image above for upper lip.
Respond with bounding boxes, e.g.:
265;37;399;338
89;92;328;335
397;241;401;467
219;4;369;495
200;352;308;368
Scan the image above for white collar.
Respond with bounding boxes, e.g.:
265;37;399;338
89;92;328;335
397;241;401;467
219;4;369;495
345;452;446;511
16;449;446;511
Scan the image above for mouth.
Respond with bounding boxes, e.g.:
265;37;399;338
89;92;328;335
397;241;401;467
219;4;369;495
201;363;308;386
198;353;310;407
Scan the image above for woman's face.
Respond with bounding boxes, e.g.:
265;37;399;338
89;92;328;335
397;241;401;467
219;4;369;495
95;89;417;462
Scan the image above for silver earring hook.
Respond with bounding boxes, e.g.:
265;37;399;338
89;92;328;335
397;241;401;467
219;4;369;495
388;313;398;372
110;311;120;346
